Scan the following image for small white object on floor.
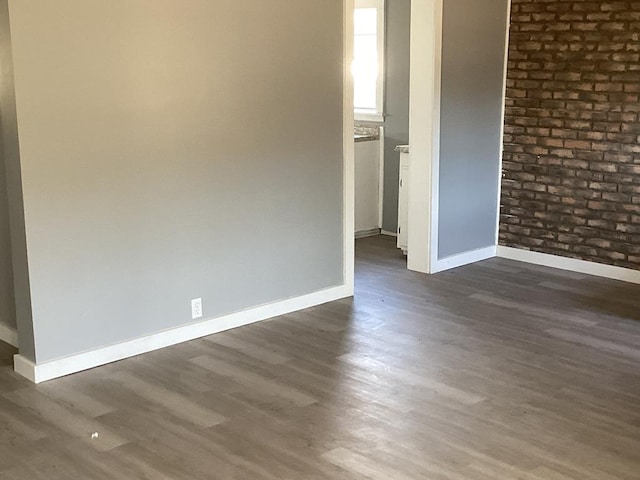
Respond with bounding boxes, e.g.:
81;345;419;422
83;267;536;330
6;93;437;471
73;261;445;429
91;432;99;439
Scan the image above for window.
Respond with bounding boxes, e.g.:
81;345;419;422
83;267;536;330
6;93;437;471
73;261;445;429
353;0;385;122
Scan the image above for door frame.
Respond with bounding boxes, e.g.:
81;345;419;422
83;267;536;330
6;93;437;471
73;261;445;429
343;0;442;278
406;0;443;273
343;0;355;293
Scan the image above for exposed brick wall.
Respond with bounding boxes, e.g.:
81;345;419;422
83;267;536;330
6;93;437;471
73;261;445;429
500;0;640;269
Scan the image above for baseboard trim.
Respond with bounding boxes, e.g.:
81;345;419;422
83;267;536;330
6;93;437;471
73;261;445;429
433;246;497;273
380;230;398;237
14;355;36;382
497;246;640;284
355;228;381;239
14;284;352;384
0;323;18;348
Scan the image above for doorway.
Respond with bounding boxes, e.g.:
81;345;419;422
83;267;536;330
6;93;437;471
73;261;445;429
344;0;440;282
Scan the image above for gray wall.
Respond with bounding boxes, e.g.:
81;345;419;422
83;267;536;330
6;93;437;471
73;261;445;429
382;0;411;234
1;0;33;356
437;0;508;259
0;112;15;333
7;0;344;363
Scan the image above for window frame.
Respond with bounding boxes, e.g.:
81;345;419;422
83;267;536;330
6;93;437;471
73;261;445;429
353;0;385;123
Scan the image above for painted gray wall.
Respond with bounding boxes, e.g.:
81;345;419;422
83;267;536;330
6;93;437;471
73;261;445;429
1;0;34;356
438;0;508;259
382;0;411;234
7;0;344;363
0;113;16;333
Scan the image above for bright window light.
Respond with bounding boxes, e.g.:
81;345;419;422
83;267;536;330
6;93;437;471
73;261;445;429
353;0;384;121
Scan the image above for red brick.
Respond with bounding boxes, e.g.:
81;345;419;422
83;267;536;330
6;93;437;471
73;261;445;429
500;0;640;269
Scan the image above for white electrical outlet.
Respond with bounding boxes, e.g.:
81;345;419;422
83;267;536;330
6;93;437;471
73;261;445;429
191;298;203;319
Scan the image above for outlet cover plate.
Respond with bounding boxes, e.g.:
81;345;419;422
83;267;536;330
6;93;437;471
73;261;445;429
191;298;203;319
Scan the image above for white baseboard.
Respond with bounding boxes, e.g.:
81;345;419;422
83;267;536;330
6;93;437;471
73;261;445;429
497;246;640;284
14;284;352;384
0;323;18;348
355;228;381;239
433;246;497;273
381;230;398;237
13;355;36;382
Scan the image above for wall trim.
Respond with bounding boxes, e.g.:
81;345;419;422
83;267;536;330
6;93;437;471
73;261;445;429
0;323;18;348
378;125;385;229
14;284;352;384
343;0;356;295
407;0;443;274
495;0;512;246
381;229;397;237
497;246;640;284
355;228;381;239
13;354;35;382
433;245;497;273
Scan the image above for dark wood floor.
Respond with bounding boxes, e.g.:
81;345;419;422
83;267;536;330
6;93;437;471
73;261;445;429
1;235;640;479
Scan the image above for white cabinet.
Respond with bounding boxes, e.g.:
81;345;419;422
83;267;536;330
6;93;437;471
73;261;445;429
396;147;409;254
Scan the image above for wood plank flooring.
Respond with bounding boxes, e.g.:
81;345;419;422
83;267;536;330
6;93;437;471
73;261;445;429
1;235;640;479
